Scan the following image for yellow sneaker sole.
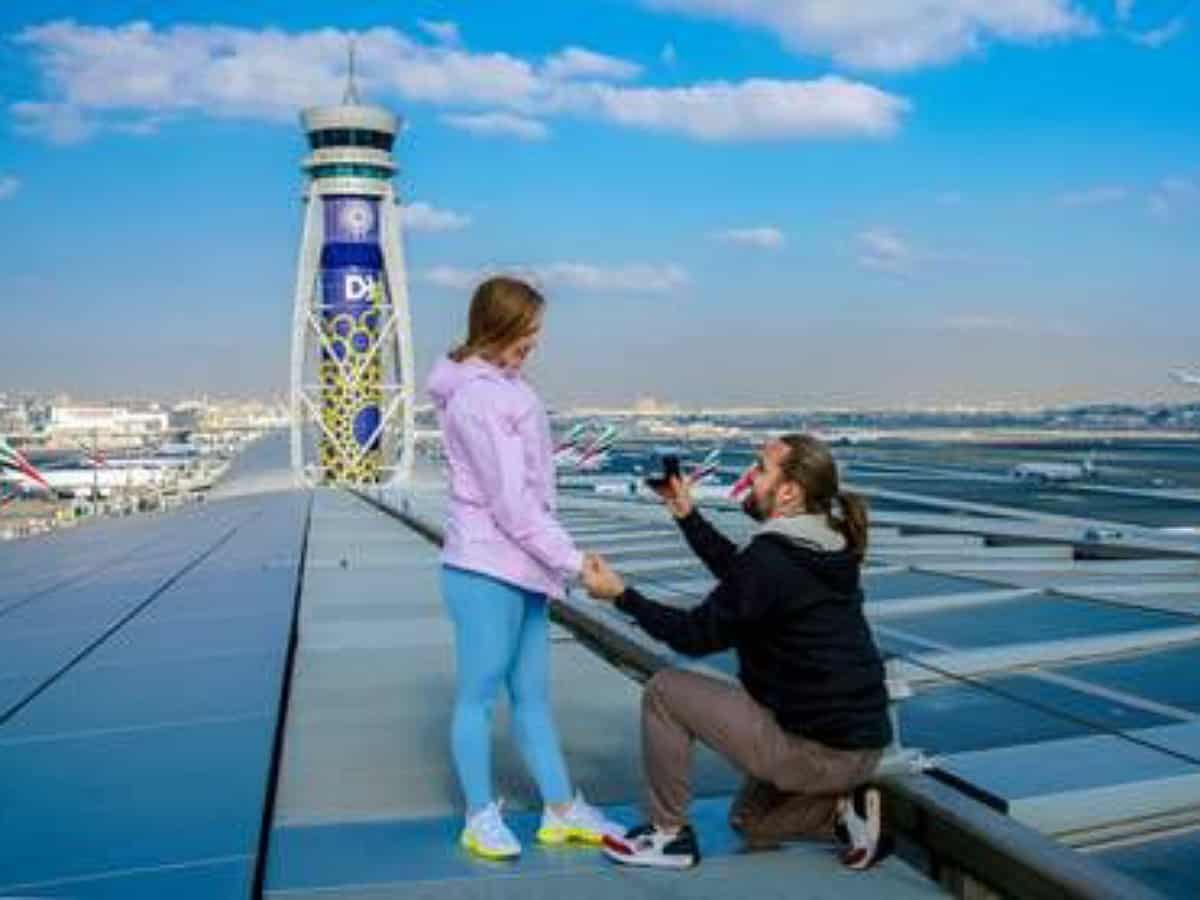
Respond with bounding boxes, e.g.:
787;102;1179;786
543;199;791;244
460;831;520;860
536;824;604;846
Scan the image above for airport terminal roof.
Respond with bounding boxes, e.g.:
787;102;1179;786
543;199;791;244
3;433;1197;897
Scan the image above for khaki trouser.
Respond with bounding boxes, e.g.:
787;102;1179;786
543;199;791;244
643;668;882;840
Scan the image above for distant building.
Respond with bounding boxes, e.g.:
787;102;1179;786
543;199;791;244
48;406;169;440
634;395;678;415
169;401;207;432
0;403;29;436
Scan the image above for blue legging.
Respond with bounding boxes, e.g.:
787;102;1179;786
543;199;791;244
441;566;573;812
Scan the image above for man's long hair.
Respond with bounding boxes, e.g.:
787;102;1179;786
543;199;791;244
778;434;868;560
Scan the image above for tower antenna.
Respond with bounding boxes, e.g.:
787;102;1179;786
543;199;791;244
343;38;361;105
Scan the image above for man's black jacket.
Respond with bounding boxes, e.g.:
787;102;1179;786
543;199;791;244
615;509;892;750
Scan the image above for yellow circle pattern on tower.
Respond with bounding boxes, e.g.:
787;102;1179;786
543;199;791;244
318;302;386;484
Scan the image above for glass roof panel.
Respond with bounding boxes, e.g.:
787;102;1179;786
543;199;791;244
900;674;1171;755
883;596;1187;650
1055;645;1200;715
864;571;1001;601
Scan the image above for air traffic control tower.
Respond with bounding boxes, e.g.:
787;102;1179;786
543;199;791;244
289;56;415;487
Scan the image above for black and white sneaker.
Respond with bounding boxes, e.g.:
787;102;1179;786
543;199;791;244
602;823;700;869
835;786;891;870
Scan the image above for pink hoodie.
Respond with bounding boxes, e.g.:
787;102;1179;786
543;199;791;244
427;355;583;598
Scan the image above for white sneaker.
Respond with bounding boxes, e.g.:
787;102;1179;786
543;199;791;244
537;791;625;845
460;800;521;860
835;786;891;870
602;823;700;869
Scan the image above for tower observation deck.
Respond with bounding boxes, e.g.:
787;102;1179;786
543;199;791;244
289;74;415;486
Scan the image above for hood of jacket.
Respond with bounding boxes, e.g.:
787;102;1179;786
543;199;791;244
753;513;860;595
427;355;513;411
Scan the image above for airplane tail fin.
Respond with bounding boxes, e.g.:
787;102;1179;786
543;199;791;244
0;437;50;490
553;422;589;453
729;463;754;499
688;447;722;484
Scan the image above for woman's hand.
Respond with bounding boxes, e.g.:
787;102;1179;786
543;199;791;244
581;553;625;601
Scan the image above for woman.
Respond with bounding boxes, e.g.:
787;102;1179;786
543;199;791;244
426;276;622;860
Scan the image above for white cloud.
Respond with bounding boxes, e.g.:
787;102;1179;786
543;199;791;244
425;262;689;294
1115;0;1135;22
440;111;550;141
661;42;678;65
1130;16;1186;48
714;226;785;248
543;46;642;81
856;227;914;273
12;20;910;146
425;265;483;290
646;0;1098;70
560;76;908;141
13;21;542;128
1149;176;1198;219
0;176;20;199
536;262;690;292
401;201;471;232
11;101;95;144
1057;185;1128;207
418;20;461;45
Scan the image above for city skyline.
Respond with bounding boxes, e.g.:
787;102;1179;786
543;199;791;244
1;1;1198;408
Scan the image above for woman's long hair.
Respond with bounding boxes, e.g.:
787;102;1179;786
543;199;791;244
449;276;545;363
778;433;869;560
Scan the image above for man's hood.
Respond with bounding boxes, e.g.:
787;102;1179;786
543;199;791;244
755;513;846;552
754;513;860;594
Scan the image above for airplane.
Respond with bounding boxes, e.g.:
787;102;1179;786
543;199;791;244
1169;369;1200;386
0;436;50;491
1011;453;1098;484
552;423;592;469
556;423;618;473
686;447;722;485
2;465;168;499
3;437;172;499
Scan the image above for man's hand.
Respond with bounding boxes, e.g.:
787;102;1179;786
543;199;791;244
650;474;694;520
581;552;626;601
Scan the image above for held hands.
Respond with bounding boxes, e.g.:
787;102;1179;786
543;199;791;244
581;552;625;602
650;474;694;520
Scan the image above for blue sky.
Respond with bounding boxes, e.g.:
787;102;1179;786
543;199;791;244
0;0;1197;408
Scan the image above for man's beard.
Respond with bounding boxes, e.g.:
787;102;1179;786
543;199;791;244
742;491;769;522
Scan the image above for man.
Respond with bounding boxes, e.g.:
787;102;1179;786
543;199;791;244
582;434;892;870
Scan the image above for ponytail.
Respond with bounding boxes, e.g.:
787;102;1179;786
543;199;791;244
779;433;869;561
831;490;869;561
